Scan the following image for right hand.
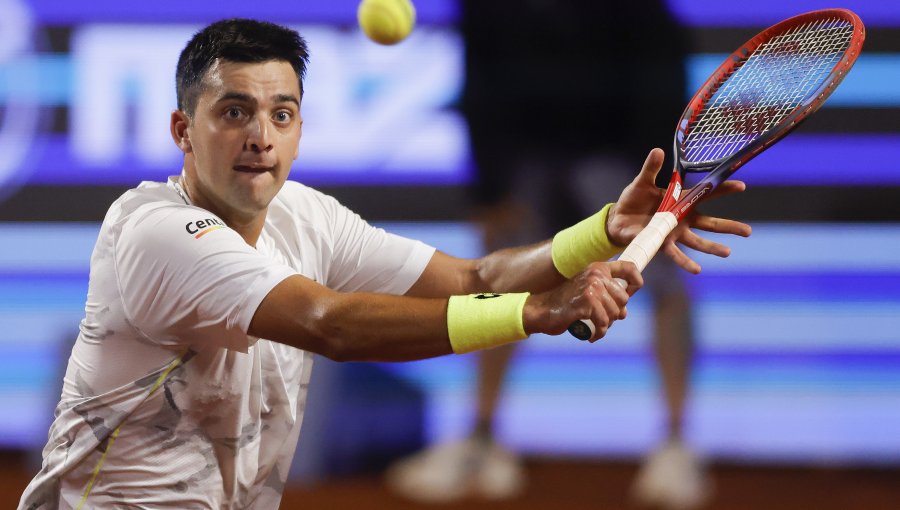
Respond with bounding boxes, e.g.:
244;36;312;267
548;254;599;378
522;261;642;342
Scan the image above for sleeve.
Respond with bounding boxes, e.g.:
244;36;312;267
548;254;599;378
318;194;435;295
115;205;298;352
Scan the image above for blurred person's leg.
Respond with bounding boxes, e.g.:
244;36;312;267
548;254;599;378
570;155;710;509
472;343;516;441
385;163;555;503
383;342;524;502
388;151;711;506
652;269;693;442
631;257;710;510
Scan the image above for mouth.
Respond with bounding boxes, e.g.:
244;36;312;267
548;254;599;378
233;164;274;174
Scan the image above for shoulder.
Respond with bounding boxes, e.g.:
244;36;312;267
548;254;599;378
105;180;194;227
268;180;355;229
105;181;232;252
272;180;342;211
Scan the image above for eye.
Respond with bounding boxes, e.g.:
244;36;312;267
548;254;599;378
224;107;243;120
274;110;292;123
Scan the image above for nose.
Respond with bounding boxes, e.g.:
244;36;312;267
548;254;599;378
245;115;273;153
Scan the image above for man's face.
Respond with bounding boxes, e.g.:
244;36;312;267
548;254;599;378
179;59;302;221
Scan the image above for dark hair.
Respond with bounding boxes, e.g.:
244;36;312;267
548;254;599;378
176;18;310;117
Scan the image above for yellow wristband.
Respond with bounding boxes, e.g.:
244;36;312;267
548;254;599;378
446;293;530;354
551;203;623;278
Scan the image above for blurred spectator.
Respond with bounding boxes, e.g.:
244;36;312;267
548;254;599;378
386;1;708;508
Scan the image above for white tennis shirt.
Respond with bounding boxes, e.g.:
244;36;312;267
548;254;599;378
19;177;435;509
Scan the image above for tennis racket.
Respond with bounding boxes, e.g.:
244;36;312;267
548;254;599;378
569;8;865;340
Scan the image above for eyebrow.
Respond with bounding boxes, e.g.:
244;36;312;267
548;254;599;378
216;92;301;108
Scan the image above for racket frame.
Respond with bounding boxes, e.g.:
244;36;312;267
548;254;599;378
669;7;865;222
568;8;865;341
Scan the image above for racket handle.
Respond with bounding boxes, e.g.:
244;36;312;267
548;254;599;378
568;212;678;341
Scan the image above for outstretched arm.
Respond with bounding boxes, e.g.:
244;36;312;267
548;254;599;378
250;148;750;362
249;259;640;361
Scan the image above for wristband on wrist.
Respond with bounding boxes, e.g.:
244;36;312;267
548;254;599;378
446;292;530;354
551;203;623;278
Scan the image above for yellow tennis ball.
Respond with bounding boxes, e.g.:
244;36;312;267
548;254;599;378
357;0;416;45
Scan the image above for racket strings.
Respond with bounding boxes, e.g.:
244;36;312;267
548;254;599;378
683;16;854;164
687;18;845;160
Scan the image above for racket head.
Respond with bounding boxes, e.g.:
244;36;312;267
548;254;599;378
571;10;864;343
666;8;865;216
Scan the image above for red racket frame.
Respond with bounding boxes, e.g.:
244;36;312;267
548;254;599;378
664;8;866;221
568;9;865;341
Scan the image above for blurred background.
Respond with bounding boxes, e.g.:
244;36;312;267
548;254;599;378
1;0;899;508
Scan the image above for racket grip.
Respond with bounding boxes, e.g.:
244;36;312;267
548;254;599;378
568;212;678;341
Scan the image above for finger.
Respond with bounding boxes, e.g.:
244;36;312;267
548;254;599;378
633;148;666;187
587;295;611;342
607;261;643;293
602;278;630;308
599;288;624;324
707;180;747;199
677;228;733;258
602;280;629;320
690;215;752;237
574;272;610;341
690;214;753;236
662;242;701;274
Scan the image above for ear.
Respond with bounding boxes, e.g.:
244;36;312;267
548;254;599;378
294;119;303;160
170;110;193;153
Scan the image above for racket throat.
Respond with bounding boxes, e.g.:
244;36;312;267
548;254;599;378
658;171;683;213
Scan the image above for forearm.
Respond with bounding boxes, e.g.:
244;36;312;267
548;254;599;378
473;203;621;294
251;259;641;361
411;210;621;299
250;276;453;362
473;240;564;294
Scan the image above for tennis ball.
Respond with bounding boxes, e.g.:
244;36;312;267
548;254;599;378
357;0;416;45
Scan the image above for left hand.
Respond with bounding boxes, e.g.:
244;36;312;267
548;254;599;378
606;148;752;274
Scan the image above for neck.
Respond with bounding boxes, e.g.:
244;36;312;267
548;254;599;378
179;173;267;246
221;211;267;247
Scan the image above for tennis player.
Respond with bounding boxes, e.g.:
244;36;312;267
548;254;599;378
19;19;749;509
